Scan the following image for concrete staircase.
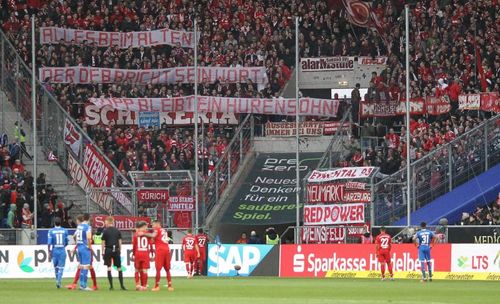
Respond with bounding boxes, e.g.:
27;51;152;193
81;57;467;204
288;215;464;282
0;91;93;217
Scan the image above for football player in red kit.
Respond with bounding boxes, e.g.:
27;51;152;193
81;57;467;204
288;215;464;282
195;228;209;276
133;221;152;291
182;229;200;278
150;221;174;292
375;226;394;281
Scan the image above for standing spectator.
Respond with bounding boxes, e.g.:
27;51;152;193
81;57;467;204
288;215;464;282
13;122;32;160
54;201;74;227
265;227;280;245
236;232;248;244
7;204;17;228
351;83;361;124
247;231;262;244
41;203;54;228
21;203;33;228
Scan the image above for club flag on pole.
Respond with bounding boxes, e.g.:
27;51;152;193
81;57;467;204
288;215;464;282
47;151;58;162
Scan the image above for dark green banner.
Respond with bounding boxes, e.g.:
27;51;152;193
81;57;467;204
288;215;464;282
222;153;321;225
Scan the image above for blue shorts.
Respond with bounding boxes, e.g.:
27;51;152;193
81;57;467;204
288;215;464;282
418;247;431;261
52;249;67;268
77;246;91;266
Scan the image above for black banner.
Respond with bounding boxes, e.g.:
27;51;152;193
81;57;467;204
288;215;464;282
222;153;321;225
447;226;500;244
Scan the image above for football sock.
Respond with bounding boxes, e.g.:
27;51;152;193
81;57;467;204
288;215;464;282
57;267;64;283
185;263;192;275
135;272;140;285
90;268;97;287
427;261;433;278
155;270;161;287
107;271;113;288
141;272;148;287
388;262;393;276
166;270;172;286
421;262;427;279
118;271;124;287
198;260;204;274
380;263;386;277
73;268;81;284
80;269;88;288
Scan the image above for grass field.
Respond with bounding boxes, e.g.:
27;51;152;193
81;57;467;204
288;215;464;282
0;277;498;304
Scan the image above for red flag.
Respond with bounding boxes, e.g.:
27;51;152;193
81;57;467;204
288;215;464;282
474;39;488;92
341;0;389;47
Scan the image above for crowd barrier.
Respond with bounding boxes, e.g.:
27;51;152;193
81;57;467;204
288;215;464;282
1;244;498;280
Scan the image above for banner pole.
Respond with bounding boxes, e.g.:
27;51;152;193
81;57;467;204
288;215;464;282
405;5;411;227
194;19;199;231
294;16;300;244
31;15;38;234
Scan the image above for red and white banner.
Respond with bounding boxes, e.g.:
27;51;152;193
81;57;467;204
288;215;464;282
279;244;452;277
160;112;238;126
39;66;268;85
479;92;499;112
306;183;371;204
91;215;151;229
308;167;376;183
265;121;348;137
301;57;355;72
458;92;499;112
40;27;199;48
90;96;340;117
358;56;387;65
83;144;113;188
303;203;365;225
359;99;426;117
458;94;481;110
301;226;346;244
67;153;113;213
85;104;137;126
63;118;82;156
168;196;195;212
137;189;170;204
426;96;452;116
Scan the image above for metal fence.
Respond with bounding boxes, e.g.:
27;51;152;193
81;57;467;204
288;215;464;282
316;107;352;169
202;114;253;220
0;29;133;213
373;114;500;226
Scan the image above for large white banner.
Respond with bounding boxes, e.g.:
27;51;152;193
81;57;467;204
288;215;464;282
39;66;268;85
451;244;500;273
303;203;365;225
40;27;199;48
89;96;340;117
63;118;82;156
0;245;187;278
308;167;376;183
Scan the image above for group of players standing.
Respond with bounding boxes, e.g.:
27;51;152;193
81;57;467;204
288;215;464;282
47;213;209;292
375;222;437;282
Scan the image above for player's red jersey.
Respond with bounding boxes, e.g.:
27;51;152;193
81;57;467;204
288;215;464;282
182;234;197;253
154;228;170;252
195;234;208;251
133;233;152;269
375;233;392;252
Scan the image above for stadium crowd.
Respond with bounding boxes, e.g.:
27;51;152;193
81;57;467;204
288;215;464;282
459;193;500;225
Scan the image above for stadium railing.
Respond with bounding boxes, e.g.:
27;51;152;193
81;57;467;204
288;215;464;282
0;29;133;215
373;114;500;226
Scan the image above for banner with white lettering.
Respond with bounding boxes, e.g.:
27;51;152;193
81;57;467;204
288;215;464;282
426;96;452;116
265;121;323;137
359;99;426;117
306;183;371;204
83;144;113;188
308;167;376;183
168;196;195;212
303;203;366;225
159;112;239;125
89;96;340;117
85;104;137;126
137;189;169;204
301;226;346;243
40;27;199;48
479;92;499;112
39;66;268;85
458;92;499;112
63;118;82;156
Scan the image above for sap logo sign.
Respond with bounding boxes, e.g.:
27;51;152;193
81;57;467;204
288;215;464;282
207;244;273;276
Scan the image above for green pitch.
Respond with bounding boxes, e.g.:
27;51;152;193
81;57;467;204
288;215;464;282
0;277;497;304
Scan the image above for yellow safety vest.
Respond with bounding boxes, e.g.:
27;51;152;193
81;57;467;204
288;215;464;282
93;234;102;245
266;235;280;245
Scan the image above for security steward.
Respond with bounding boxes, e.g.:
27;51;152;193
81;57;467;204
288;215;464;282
101;216;126;290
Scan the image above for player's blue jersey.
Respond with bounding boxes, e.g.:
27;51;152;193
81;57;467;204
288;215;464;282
416;229;434;249
76;223;90;247
48;227;68;249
